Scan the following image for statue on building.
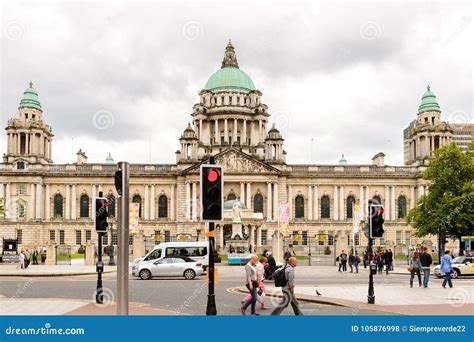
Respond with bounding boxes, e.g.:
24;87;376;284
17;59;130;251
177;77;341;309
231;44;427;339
232;199;242;223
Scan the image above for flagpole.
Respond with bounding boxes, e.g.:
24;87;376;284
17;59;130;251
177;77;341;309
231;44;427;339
277;202;281;264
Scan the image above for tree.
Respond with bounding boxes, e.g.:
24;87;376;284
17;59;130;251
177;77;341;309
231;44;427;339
406;142;474;252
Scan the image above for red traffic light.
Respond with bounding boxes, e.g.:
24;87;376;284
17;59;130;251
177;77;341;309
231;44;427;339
207;168;221;183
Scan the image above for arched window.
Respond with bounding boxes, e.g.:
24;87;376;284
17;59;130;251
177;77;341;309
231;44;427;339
107;194;116;218
295;195;304;218
321;195;330;218
227;192;236;201
80;194;89;218
346;195;355;219
372;195;382;205
18;201;26;218
254;193;263;213
398;195;407;218
53;194;63;218
132;194;142;218
158;195;168;218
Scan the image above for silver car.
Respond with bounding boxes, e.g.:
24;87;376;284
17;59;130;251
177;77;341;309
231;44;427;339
132;256;204;280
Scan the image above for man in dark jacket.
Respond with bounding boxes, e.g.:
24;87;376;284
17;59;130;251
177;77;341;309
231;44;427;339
420;246;433;288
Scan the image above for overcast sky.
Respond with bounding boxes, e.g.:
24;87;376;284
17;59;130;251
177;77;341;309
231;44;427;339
0;0;472;166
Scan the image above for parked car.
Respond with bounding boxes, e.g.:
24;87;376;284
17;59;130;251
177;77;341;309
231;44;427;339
434;256;474;279
132;255;204;280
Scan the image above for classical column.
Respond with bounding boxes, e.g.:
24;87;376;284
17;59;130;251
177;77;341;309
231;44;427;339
65;185;70;220
219;225;224;250
308;185;313;220
359;186;365;218
5;183;11;219
339;185;344;220
224;119;228;143
35;183;42;219
144;185;149;220
199;119;203;141
424;185;429;196
243;120;247;145
45;185;51;220
288;185;293;219
259;120;262;142
25;134;29;154
191;182;197;221
91;185;96;219
150;185;155;220
185;182;191;221
273;182;279;221
246;183;251;210
314;185;319;220
249;225;254;249
391;186;396;221
257;226;262;247
240;182;245;205
384;185;390;220
365;186;370;216
410;186;415;209
333;185;338;220
170;185;175;220
233;118;237;144
266;182;272;221
214;119;219;144
71;184;76;219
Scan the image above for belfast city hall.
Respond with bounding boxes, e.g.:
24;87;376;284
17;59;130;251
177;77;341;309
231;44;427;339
0;41;472;257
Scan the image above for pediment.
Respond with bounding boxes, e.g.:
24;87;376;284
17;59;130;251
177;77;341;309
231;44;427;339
183;148;280;175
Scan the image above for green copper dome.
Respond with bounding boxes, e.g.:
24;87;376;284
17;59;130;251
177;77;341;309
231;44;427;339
418;85;440;114
204;40;256;93
105;153;114;164
19;81;42;111
339;154;347;165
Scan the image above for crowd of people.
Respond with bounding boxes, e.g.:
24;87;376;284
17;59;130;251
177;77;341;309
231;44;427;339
16;248;41;269
336;248;394;274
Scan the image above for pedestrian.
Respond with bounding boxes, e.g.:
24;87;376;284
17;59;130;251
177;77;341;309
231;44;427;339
336;256;341;272
242;257;268;310
408;251;422;287
376;252;384;275
340;250;347;272
388;249;394;270
271;257;303;316
363;250;368;269
17;249;25;269
23;249;30;269
420;246;433;288
284;248;292;266
353;252;360;273
441;250;453;289
348;251;354;273
383;249;390;274
265;251;277;276
32;249;38;265
241;255;259;315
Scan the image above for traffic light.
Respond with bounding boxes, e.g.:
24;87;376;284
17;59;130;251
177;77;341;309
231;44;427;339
200;164;223;221
95;197;109;233
370;204;385;238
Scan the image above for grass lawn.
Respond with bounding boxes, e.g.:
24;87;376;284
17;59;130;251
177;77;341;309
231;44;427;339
56;253;84;261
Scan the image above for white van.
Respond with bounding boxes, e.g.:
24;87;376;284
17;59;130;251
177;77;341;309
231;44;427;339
133;241;209;268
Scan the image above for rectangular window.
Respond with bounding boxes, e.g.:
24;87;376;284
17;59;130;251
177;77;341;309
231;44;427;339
396;231;402;245
292;231;299;246
102;233;108;245
164;230;171;242
75;231;82;245
112;231;118;245
318;231;325;246
347;234;351;245
196;229;201;241
16;229;23;244
18;184;26;195
18;203;26;218
404;231;411;246
261;230;268;245
49;230;56;242
302;231;308;246
165;247;207;257
129;235;133;246
354;232;360;246
85;230;91;242
154;230;161;245
328;231;334;246
59;230;65;244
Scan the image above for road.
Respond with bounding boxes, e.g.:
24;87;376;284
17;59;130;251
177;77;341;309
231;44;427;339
2;267;471;315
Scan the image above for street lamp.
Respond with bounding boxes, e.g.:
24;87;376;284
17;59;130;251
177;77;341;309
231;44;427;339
108;222;116;266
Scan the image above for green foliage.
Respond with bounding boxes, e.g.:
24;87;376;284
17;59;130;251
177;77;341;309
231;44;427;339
406;142;474;242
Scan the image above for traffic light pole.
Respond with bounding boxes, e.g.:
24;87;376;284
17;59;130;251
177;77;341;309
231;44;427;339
96;231;104;304
367;237;375;304
206;156;217;315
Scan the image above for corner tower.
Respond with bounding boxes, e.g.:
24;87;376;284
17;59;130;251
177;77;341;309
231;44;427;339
4;82;53;168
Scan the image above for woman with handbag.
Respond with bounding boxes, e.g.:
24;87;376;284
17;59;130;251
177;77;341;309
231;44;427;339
241;255;260;315
408;251;422;287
